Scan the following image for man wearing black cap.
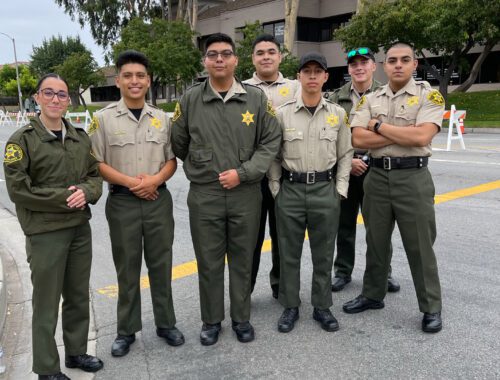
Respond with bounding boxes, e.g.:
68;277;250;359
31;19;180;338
327;47;401;293
269;52;353;333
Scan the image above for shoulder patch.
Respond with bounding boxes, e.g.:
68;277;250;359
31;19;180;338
344;113;349;127
266;100;276;117
172;102;182;122
427;90;444;106
355;95;366;111
4;143;24;164
87;116;99;136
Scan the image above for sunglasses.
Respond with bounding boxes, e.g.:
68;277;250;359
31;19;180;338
39;88;70;102
347;48;371;59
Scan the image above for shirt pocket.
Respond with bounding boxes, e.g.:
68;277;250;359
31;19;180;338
107;132;135;147
190;148;213;167
145;130;169;163
283;129;303;159
319;128;338;159
394;105;418;126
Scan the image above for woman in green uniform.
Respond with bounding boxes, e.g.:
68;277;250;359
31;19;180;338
3;74;103;380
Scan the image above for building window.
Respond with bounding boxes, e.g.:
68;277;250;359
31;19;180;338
90;85;121;102
297;13;353;42
263;21;285;44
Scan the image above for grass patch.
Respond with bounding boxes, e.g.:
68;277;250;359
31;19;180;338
447;90;500;127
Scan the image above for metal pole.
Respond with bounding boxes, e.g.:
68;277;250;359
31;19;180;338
0;32;23;112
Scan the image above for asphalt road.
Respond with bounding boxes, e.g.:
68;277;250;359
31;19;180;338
1;124;499;379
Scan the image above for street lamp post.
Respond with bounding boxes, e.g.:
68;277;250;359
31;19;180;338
0;32;23;112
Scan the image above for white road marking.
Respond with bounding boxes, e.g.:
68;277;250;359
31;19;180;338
431;158;500;166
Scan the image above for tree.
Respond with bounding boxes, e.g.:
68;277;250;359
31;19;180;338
284;0;300;52
335;0;500;99
235;21;299;81
54;52;105;109
30;36;104;107
113;18;203;104
0;64;37;98
30;36;88;76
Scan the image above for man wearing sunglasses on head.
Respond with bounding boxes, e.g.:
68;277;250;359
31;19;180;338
243;34;300;300
343;42;444;333
326;47;401;294
171;33;281;346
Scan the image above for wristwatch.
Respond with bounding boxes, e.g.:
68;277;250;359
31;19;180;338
373;120;382;133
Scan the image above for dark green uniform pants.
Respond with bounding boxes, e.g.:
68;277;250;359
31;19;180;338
251;176;280;291
362;167;442;313
105;187;176;336
187;187;261;324
334;170;393;278
26;223;91;375
276;180;340;309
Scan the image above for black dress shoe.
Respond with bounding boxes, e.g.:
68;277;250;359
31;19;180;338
331;276;352;292
39;373;71;380
200;322;222;346
422;311;442;333
111;334;136;357
271;285;279;299
343;295;385;314
231;320;255;343
277;307;299;333
65;354;103;372
387;276;401;293
157;326;185;346
313;308;340;332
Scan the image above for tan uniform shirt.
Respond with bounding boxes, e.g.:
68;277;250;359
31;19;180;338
89;98;174;178
243;72;299;107
351;79;444;158
269;96;353;198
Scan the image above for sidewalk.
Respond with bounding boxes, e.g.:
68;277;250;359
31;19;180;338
0;208;97;379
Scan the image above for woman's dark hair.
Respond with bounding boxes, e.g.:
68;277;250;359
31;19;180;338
35;73;69;92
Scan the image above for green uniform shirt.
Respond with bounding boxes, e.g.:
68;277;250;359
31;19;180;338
268;96;353;198
351;79;444;158
3;116;102;235
171;78;282;193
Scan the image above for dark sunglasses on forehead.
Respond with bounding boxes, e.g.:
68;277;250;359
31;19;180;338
347;47;370;58
39;88;70;101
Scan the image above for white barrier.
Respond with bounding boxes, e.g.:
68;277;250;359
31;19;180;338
65;110;92;131
444;105;466;151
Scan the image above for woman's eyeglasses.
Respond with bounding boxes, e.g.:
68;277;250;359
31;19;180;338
39;88;70;102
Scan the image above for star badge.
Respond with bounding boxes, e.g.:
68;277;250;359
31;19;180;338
150;117;162;129
407;96;419;106
4;143;23;164
326;114;339;127
241;110;255;126
279;87;290;97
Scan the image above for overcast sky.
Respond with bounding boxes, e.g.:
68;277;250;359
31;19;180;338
0;0;106;66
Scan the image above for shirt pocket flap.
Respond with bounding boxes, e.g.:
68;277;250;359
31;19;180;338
107;133;135;147
319;128;338;141
190;149;212;163
283;129;304;142
146;132;168;144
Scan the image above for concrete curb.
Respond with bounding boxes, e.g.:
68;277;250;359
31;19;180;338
440;127;500;134
0;208;97;379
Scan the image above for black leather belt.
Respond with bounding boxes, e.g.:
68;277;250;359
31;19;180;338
370;156;428;170
282;166;337;184
109;183;166;195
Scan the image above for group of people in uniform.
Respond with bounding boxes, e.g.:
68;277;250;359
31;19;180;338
3;32;444;380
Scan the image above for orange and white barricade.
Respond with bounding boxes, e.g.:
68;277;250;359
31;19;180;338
443;105;466;151
65;110;92;131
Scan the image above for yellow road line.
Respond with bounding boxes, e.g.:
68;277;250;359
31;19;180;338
96;179;500;298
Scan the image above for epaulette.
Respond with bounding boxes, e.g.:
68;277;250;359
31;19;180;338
97;102;118;115
277;98;297;110
415;80;432;89
186;81;202;92
324;96;334;104
146;102;160;110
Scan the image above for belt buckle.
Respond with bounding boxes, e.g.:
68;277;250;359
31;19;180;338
383;157;392;170
306;171;316;184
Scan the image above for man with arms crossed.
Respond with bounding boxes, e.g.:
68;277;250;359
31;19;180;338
343;42;443;333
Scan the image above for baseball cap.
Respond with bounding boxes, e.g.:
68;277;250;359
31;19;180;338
346;47;375;63
298;52;328;71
